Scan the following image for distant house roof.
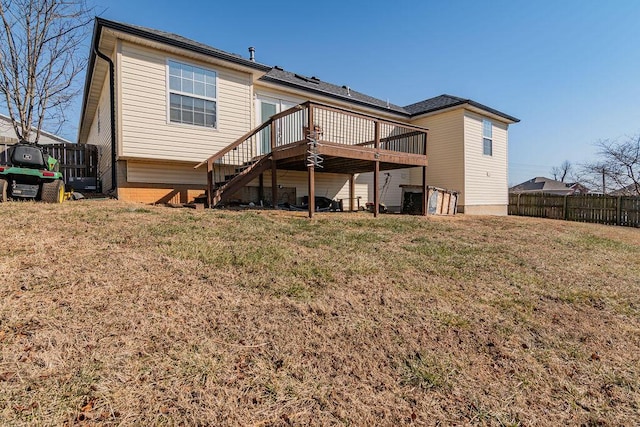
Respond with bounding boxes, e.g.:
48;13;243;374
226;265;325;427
609;183;640;196
0;114;72;144
510;177;589;195
84;19;519;123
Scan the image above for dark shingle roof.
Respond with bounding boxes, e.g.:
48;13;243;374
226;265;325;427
259;68;407;115
260;73;520;122
95;18;271;72
404;94;520;122
404;94;468;115
86;19;519;123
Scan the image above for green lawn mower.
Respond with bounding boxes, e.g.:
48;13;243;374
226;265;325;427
0;142;65;203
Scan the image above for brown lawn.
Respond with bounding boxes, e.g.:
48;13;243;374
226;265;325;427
0;200;639;426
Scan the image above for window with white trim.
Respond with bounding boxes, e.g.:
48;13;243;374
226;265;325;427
168;60;217;128
482;119;492;156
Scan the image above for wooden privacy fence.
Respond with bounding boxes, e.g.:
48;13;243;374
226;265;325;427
509;193;640;227
1;142;98;184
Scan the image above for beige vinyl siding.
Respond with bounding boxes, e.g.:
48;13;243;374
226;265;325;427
356;168;413;208
463;111;508;208
84;77;113;190
118;41;252;163
126;160;207;185
409;109;465;204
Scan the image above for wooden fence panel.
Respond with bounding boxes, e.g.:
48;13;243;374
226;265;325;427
1;142;98;185
509;193;640;228
621;197;640;227
43;143;98;183
567;194;617;225
508;193;564;219
0;142;10;164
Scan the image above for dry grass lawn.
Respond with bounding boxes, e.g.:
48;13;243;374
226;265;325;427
0;200;639;426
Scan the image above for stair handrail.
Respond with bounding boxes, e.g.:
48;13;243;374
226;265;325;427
194;103;307;169
194;121;269;169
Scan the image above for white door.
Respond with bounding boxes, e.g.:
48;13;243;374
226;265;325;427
258;99;277;155
256;96;298;155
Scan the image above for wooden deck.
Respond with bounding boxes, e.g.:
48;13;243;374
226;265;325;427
272;140;428;173
197;101;429;217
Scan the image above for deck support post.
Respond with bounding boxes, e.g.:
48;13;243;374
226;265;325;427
373;121;380;217
207;159;213;208
270;115;279;209
422;166;427;216
349;174;355;212
258;173;264;202
271;160;278;209
373;161;380;218
307;103;316;218
308;164;315;218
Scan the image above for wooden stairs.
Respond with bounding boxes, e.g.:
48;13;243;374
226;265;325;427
209;155;272;206
196;101;429;214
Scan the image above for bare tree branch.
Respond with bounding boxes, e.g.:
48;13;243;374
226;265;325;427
550;160;572;182
580;136;640;195
0;0;93;143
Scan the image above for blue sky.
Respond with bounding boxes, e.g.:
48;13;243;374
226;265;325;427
66;1;640;184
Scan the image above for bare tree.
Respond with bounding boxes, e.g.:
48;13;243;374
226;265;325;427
581;136;640;195
0;0;93;143
580;161;611;194
550;160;572;182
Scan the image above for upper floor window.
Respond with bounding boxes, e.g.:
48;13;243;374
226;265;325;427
482;119;492;156
168;60;217;128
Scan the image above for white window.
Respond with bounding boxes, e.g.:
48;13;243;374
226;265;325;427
482;119;492;156
168;60;217;128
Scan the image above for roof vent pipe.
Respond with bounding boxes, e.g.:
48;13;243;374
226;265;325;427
248;46;255;61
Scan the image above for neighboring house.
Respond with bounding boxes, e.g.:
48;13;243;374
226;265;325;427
78;18;519;214
0;114;73;145
609;183;640;196
510;177;590;195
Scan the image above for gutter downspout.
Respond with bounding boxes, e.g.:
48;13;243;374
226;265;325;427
94;47;118;194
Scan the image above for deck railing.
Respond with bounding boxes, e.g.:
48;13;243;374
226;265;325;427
308;102;427;154
196;101;428;206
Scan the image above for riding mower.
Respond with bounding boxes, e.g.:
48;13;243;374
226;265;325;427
0;142;65;203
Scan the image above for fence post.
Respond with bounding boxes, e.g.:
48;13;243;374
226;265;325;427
517;193;521;215
616;196;622;226
563;195;568;220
